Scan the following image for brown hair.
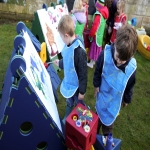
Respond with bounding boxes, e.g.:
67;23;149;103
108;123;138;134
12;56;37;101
115;24;138;61
105;0;113;8
58;15;75;37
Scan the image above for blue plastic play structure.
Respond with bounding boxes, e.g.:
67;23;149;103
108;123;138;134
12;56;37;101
0;22;66;150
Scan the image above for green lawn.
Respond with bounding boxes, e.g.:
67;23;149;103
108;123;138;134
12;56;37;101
0;19;150;150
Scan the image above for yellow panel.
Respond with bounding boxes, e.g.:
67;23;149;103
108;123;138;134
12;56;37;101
90;145;95;150
39;42;47;63
137;35;150;60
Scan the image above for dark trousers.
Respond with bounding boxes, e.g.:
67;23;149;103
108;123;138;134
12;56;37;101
97;115;114;136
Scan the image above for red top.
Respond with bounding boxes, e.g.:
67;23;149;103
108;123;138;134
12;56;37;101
84;4;89;29
110;13;127;43
89;6;109;39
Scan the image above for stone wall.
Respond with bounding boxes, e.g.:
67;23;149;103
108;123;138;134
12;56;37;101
125;0;150;35
0;0;150;34
0;0;57;20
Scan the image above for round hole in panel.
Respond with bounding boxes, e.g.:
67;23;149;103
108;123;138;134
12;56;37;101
20;122;33;136
36;141;48;150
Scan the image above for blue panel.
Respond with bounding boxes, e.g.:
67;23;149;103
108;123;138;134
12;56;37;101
16;21;41;53
0;48;16;123
26;27;41;52
47;64;61;102
0;77;67;150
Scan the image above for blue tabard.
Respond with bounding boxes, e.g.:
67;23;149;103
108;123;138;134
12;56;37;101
60;39;85;98
96;45;137;126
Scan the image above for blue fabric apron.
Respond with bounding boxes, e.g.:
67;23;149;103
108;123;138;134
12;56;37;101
60;39;85;98
96;45;137;126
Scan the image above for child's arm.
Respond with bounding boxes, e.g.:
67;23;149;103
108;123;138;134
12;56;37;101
114;15;127;30
93;50;104;95
89;15;100;39
74;47;87;100
122;15;127;25
122;70;136;106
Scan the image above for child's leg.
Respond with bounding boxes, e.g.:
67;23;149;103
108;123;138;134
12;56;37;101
62;97;74;124
102;122;114;136
97;118;102;134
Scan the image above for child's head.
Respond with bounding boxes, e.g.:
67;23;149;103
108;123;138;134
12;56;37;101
117;0;125;15
95;0;105;10
58;15;75;45
82;0;88;6
73;0;83;10
114;24;138;63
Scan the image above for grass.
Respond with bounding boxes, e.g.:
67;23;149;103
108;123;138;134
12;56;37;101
0;18;150;149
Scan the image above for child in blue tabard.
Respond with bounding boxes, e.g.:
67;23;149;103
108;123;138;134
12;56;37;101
54;15;87;124
93;24;138;136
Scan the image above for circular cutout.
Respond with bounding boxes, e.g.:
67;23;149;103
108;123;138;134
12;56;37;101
20;122;33;136
72;114;78;121
37;141;48;150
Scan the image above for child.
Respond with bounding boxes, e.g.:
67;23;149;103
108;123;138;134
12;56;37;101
82;0;89;29
87;0;109;68
66;0;96;15
54;15;87;124
93;24;138;136
104;0;118;44
110;0;126;43
71;0;87;37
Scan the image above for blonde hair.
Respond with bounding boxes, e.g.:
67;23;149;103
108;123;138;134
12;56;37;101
117;0;126;12
58;15;75;37
73;0;83;10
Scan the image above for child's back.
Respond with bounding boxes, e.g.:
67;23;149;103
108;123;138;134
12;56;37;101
54;15;87;124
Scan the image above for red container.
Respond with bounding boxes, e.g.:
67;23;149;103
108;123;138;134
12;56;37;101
65;103;98;150
83;29;91;49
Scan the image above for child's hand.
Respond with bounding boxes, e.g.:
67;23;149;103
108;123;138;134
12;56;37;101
78;93;84;100
89;37;93;42
53;59;59;66
114;23;122;30
94;87;99;97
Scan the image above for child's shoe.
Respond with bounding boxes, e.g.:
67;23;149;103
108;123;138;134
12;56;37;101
92;60;95;65
87;62;93;68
